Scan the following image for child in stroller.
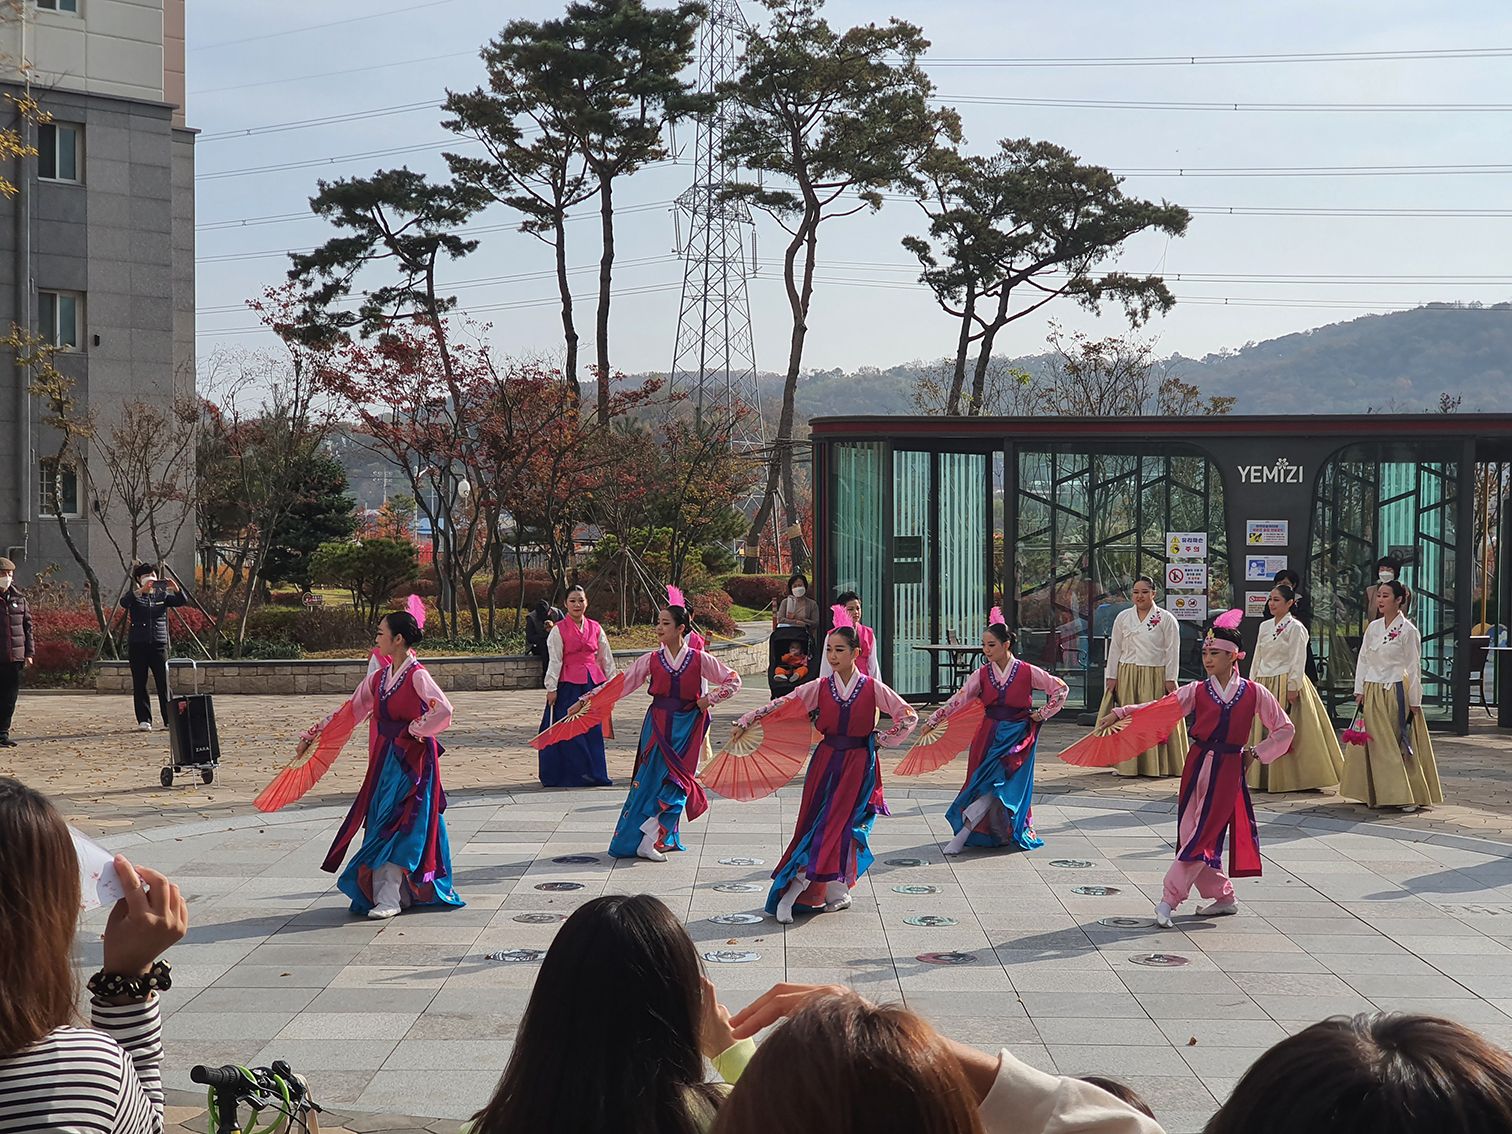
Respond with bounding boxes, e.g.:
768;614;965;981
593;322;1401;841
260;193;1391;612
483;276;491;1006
768;625;815;697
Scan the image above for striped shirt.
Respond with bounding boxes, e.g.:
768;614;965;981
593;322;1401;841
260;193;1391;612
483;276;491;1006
0;996;163;1133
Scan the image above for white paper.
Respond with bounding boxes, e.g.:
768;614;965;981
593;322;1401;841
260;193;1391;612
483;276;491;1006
71;827;126;912
1170;594;1208;621
1245;554;1289;582
1165;562;1208;590
1165;532;1207;559
1245;520;1288;547
1245;591;1273;618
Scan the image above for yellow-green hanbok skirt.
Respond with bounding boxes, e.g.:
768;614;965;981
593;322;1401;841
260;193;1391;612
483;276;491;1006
1245;674;1344;792
1098;663;1187;778
1339;681;1443;808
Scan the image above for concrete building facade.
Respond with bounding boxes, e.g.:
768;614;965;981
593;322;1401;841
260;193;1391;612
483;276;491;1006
0;0;193;592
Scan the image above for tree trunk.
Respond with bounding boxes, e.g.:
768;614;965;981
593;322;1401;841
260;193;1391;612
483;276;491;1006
969;290;1013;416
50;509;111;657
554;211;581;403
744;210;818;574
513;539;526;632
946;282;976;416
594;170;614;424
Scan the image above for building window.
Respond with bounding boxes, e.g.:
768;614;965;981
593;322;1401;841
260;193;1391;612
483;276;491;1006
39;460;79;517
35;0;80;12
38;123;79;182
38;290;80;349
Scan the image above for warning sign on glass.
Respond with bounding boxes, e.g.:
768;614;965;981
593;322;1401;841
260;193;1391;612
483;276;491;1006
1166;532;1207;559
1170;595;1208;621
1165;562;1209;590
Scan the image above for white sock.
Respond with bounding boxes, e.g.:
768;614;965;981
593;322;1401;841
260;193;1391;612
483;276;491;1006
824;880;851;909
637;815;667;861
1155;900;1174;928
776;877;808;924
947;797;991;854
371;863;404;914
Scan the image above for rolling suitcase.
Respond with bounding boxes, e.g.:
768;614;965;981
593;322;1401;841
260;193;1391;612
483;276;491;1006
162;658;221;786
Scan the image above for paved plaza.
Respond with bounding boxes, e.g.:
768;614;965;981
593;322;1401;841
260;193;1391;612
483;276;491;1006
8;686;1512;1131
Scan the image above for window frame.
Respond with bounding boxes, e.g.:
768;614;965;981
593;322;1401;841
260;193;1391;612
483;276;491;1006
35;0;81;14
38;289;82;350
38;459;80;519
37;122;81;183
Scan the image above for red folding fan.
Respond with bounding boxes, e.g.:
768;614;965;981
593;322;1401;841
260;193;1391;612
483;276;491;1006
255;700;359;813
699;697;815;801
530;672;626;750
1054;693;1188;768
894;699;985;776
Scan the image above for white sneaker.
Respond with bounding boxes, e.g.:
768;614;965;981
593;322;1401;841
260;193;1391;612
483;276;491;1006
775;905;795;925
367;904;400;920
137;721;152;731
1401;805;1420;813
637;835;667;862
1198;901;1238;917
824;893;852;912
1155;901;1175;929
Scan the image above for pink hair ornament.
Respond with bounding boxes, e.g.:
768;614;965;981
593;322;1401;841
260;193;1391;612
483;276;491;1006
830;603;854;630
666;584;685;608
1203;609;1246;658
989;606;1005;626
406;593;426;629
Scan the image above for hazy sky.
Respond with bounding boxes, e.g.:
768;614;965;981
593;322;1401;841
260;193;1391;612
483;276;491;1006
191;1;1512;381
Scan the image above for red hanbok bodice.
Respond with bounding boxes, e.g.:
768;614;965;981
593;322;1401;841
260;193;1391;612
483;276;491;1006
817;674;878;745
559;617;605;685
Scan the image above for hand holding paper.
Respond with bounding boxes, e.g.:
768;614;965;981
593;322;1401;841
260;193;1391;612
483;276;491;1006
71;827;127;912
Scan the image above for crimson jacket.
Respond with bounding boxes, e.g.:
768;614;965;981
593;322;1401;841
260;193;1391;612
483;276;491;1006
2;587;33;662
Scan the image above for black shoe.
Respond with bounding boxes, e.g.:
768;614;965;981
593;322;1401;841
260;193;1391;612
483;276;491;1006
0;736;16;748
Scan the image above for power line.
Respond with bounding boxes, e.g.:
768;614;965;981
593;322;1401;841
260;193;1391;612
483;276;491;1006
192;0;464;51
191;50;475;96
197;101;441;143
926;47;1512;68
198;138;478;182
938;93;1512;113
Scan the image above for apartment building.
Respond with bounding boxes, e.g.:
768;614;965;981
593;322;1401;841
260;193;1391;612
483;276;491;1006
0;0;193;589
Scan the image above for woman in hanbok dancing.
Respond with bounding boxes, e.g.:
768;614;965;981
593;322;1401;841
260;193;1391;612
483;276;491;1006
297;609;463;919
910;609;1068;855
726;609;917;924
1098;576;1187;777
1097;611;1294;928
1246;583;1345;793
539;585;617;787
1341;579;1443;811
605;600;742;861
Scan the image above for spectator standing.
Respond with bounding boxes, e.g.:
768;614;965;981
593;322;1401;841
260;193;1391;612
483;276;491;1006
0;559;33;748
118;564;186;731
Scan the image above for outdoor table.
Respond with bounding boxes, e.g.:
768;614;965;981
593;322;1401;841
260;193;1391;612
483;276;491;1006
913;643;983;702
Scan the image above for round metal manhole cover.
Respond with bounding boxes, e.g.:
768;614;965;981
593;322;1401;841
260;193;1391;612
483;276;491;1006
1128;953;1190;967
485;949;546;963
893;884;943;895
1050;859;1095;869
1098;917;1157;929
904;915;958;927
709;913;765;925
550;855;600;865
917;951;976;965
534;881;584;892
885;857;929;867
704;950;761;963
1070;885;1121;896
712;882;765;894
513;912;568;924
717;857;765;866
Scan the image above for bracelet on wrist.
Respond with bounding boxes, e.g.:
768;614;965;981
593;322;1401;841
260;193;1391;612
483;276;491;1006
88;959;172;999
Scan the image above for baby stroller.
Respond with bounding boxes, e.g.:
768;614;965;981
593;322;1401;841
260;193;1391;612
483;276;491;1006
768;625;815;698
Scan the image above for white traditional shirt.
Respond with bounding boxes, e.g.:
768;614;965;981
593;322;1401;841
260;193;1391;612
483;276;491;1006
1250;615;1308;692
1354;613;1424;708
543;617;618;693
923;659;1069;732
1104;604;1181;681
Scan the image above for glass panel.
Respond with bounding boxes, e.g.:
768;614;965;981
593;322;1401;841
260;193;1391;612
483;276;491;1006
57;294;77;347
58;126;76;181
38;292;56;346
58;466;77;514
892;450;931;696
940;449;987;660
1308;442;1459;722
38;124;56;180
1016;445;1230;709
830;438;884;640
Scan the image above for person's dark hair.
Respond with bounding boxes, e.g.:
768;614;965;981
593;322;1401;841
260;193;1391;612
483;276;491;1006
470;894;720;1134
1271;584;1296;605
131;563;157;583
1205;1013;1512;1134
1131;575;1156;589
381;610;423;649
984;623;1015;650
1273;568;1301;589
1377;555;1403;573
1079;1078;1154;1119
1379;578;1408;607
787;573;808;594
827;625;861;651
0;778;82;1056
533;599;551;618
1206;624;1243;650
835;590;860;607
710;993;983;1134
663;604;692;631
566;584;588;601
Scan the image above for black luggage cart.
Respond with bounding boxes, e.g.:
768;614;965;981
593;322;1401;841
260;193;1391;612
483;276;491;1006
161;657;221;787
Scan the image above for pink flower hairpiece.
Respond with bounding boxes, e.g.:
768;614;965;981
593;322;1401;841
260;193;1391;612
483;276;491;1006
830;603;854;630
666;585;685;608
406;593;426;629
989;605;1005;626
1203;609;1246;659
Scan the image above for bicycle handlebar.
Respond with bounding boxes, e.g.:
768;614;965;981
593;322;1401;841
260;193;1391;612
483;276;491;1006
190;1064;246;1089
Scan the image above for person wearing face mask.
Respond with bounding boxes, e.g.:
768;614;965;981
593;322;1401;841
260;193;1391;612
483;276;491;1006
771;573;820;640
1364;556;1411;624
0;559;33;748
118;564;187;732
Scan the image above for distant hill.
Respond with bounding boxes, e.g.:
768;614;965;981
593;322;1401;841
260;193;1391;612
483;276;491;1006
756;303;1512;418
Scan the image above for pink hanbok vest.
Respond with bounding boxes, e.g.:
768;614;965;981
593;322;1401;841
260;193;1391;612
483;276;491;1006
559;617;606;685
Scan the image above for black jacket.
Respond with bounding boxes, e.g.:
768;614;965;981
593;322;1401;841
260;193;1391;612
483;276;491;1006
2;588;32;663
119;586;188;646
525;601;565;658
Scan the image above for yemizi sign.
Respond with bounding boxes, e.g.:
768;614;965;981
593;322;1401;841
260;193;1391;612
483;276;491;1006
1237;458;1304;485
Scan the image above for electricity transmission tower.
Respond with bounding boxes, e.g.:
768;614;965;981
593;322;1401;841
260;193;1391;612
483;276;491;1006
669;0;762;447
